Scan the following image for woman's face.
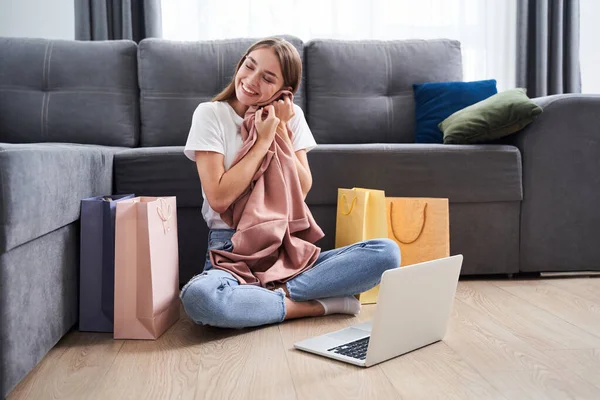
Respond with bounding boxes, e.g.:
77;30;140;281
234;47;284;106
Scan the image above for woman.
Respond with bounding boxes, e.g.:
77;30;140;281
181;37;401;329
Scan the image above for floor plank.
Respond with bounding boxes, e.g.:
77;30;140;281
481;369;600;400
544;277;600;304
193;323;296;400
90;314;201;400
456;281;600;350
492;280;600;337
378;341;507;399
543;348;600;390
443;298;562;371
8;331;123;400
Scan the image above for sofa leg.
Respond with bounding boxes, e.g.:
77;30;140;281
507;273;514;279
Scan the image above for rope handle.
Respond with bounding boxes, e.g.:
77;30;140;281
389;201;427;244
156;198;172;234
340;193;358;215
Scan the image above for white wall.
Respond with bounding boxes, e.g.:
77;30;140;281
580;0;600;94
0;0;74;39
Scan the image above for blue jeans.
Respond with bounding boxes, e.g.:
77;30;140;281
180;229;401;329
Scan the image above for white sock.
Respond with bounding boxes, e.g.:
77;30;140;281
315;296;361;315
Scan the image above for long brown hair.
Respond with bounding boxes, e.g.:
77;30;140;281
212;37;302;102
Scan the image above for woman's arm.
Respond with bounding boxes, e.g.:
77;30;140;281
195;140;271;214
196;105;281;213
276;123;313;199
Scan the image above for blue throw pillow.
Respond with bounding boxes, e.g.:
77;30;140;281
413;79;498;143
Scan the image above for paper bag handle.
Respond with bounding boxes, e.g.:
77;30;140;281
156;198;172;234
389;201;427;244
340;194;357;216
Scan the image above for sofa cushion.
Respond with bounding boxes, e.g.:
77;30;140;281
0;143;118;253
304;39;463;144
305;144;523;205
0;38;139;147
113;144;522;212
413;79;498;144
114;147;201;207
138;36;305;147
440;88;543;144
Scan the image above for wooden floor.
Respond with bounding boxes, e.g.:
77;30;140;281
8;277;600;400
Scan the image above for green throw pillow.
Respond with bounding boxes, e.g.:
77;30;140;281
439;88;543;144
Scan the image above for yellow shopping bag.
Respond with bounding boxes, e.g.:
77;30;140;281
386;198;450;267
335;188;389;304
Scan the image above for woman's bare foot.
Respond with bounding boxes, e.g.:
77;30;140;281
271;282;326;320
283;297;326;320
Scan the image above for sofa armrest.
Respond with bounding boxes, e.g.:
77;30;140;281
509;94;600;271
0;143;122;253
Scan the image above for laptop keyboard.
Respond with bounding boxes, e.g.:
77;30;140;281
328;336;370;360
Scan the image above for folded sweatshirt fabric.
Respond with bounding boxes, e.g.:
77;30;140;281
209;89;325;288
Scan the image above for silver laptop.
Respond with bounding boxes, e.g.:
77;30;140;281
294;254;463;367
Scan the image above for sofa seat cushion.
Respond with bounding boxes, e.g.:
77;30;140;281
113;144;522;212
0;143;118;253
114;147;201;207
305;144;523;205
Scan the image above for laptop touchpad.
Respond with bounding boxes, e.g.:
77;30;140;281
326;328;368;343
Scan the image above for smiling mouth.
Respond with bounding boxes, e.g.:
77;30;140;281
241;83;258;96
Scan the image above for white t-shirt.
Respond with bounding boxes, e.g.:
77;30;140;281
184;100;318;229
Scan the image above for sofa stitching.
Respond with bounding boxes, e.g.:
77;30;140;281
139;42;145;96
42;41;49;89
220;47;224;88
46;42;53;88
0;154;7;251
40;41;50;138
142;95;211;100
0;86;139;93
138;43;146;147
217;45;221;90
44;42;54;139
307;38;457;46
0;88;415;97
306;92;413;98
385;45;392;142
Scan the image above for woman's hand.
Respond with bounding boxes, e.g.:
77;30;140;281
254;105;280;145
273;94;295;126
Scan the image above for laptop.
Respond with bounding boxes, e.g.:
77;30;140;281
294;254;463;367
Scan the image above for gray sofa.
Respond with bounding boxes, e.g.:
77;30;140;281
1;35;599;397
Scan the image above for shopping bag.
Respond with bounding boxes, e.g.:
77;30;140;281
114;196;180;340
79;194;135;332
335;188;389;304
386;198;450;267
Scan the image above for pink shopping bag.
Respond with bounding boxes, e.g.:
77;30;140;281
114;197;180;339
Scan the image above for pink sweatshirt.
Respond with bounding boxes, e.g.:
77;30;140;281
209;89;324;288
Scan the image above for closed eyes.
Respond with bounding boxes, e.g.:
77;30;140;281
245;64;275;84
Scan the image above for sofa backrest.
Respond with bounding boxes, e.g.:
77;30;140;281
138;36;305;147
0;38;139;147
304;39;463;144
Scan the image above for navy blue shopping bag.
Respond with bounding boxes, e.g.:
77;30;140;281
79;194;134;332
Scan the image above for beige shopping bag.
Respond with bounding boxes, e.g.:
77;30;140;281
386;198;450;267
335;188;389;304
114;197;180;340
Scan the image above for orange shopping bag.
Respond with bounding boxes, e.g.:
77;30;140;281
386;198;450;267
114;197;180;340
